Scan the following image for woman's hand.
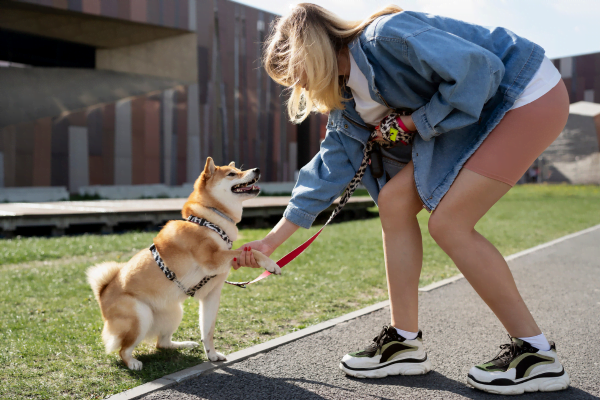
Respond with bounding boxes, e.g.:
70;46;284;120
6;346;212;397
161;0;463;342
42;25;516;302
230;217;299;270
230;239;274;269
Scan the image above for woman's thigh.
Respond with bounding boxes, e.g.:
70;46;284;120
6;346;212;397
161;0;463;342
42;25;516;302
463;79;570;187
432;79;571;231
378;160;424;222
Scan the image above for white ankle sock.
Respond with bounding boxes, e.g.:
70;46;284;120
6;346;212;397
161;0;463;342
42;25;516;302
395;327;418;340
519;333;551;351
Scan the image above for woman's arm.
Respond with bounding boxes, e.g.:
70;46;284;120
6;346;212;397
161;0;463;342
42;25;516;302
374;23;505;141
233;124;359;268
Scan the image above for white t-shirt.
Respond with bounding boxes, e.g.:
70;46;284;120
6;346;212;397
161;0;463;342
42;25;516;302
510;55;562;110
346;52;413;167
346;51;391;126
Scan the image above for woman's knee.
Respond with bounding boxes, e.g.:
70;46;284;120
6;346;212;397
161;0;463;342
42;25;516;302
428;210;460;247
378;176;422;223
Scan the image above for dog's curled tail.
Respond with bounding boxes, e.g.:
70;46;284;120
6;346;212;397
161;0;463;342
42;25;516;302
87;262;121;302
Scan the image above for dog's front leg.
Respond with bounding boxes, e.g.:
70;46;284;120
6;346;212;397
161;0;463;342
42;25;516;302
199;280;226;362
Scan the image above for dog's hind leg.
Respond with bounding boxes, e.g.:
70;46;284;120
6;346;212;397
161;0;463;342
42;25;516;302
156;303;200;349
115;298;152;370
199;280;226;361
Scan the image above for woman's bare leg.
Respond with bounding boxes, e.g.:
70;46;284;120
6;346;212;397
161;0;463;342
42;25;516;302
378;161;426;332
428;168;540;337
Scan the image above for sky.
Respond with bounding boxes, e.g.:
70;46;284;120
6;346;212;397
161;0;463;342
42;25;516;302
232;0;600;60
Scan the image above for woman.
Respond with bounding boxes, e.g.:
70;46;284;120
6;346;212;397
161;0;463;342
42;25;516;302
234;3;570;394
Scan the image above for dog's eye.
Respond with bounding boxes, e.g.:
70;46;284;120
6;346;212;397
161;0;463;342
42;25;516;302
227;172;236;177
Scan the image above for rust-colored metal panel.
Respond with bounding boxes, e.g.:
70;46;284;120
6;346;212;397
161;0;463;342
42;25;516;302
163;0;176;28
52;0;68;9
86;107;103;185
196;1;213;107
244;6;258;168
82;0;101;14
272;85;281;181
0;126;16;187
68;110;86;127
593;114;600;149
33;117;52;186
562;78;573;103
68;0;82;11
88;155;104;185
177;0;189;30
117;0;131;20
87;107;103;157
130;0;147;22
51;115;69;187
102;103;115;185
219;0;236;164
130;97;146;184
101;0;119;18
576;53;596;78
176;87;188;184
146;0;161;24
15;122;35;187
144;96;161;184
575;77;586;102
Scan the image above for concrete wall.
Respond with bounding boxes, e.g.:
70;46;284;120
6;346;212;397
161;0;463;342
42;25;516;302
542;102;600;184
96;33;198;83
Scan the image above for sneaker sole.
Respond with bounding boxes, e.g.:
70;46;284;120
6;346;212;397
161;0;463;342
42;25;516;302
339;357;432;378
467;369;570;395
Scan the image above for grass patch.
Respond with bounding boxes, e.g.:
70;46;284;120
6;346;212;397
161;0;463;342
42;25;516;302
1;184;599;399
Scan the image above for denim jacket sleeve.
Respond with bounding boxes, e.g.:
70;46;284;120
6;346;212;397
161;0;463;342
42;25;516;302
283;128;357;229
378;27;505;141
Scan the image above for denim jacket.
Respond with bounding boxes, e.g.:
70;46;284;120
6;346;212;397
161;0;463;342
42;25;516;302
284;11;546;229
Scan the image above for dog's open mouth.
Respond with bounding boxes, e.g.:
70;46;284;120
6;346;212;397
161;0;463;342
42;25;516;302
231;176;260;194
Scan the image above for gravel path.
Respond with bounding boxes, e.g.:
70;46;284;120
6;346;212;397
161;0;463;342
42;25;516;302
142;227;600;400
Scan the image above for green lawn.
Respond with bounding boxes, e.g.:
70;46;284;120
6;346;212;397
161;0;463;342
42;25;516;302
1;184;599;399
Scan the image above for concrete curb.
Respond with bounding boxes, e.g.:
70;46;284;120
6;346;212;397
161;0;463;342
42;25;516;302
108;223;600;399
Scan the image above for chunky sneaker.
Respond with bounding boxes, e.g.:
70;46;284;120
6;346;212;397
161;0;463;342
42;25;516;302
339;325;431;378
467;337;570;395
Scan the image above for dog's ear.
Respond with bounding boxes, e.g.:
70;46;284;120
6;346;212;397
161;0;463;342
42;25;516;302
228;161;235;168
203;157;216;179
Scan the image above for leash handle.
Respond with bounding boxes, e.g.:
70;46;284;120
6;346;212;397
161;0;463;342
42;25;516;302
224;225;326;288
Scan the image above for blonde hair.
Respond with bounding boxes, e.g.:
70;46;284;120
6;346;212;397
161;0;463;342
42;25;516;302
263;3;403;123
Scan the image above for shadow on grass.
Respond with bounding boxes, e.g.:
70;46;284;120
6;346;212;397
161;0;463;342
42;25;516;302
114;347;208;381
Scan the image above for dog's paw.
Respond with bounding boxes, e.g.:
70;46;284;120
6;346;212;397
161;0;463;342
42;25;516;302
127;358;143;370
262;260;281;275
207;351;227;362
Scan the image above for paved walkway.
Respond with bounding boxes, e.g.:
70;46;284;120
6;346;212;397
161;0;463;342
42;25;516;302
142;228;600;400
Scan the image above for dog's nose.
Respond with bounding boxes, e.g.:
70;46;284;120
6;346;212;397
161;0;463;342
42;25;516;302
253;168;260;175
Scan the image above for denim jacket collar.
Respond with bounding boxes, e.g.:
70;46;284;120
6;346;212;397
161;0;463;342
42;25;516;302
348;37;390;109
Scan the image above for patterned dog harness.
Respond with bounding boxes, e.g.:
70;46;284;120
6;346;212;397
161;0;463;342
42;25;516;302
149;215;235;296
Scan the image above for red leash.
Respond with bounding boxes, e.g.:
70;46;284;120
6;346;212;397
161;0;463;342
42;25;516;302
225;224;327;288
224;134;377;288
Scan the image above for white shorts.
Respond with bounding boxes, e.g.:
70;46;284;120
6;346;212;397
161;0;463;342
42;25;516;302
509;56;562;111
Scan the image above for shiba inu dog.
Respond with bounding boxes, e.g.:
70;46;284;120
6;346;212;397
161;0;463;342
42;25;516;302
87;158;281;370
